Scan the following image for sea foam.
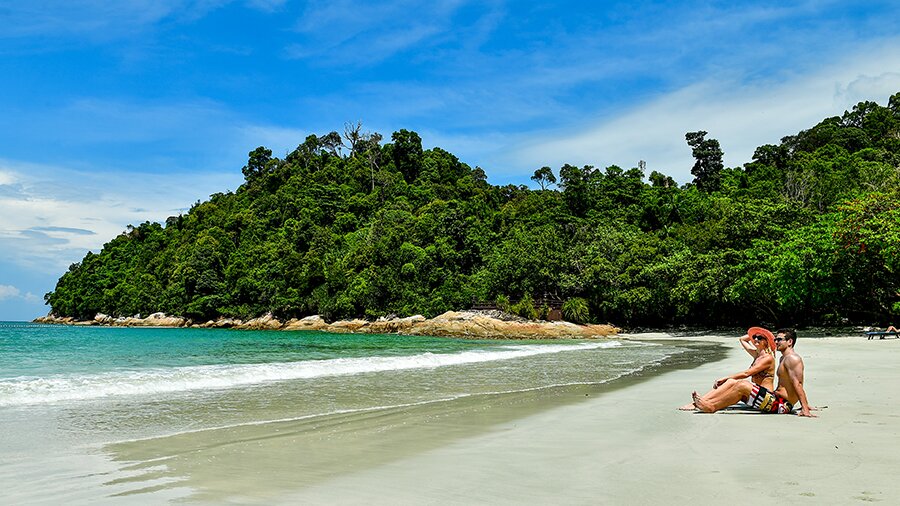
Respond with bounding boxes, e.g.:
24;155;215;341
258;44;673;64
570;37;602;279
0;341;620;406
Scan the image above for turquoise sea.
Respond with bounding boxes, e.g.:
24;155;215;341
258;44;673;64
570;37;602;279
0;322;717;504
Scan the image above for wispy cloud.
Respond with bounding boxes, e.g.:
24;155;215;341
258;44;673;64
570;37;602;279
0;284;40;307
0;284;21;300
286;0;485;64
29;226;96;235
0;158;242;274
487;39;900;183
0;1;191;39
282;1;900;153
0;1;282;43
0;170;15;186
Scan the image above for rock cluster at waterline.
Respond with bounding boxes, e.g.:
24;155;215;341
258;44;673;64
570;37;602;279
34;311;618;339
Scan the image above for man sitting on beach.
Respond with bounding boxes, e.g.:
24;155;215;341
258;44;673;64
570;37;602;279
687;328;815;417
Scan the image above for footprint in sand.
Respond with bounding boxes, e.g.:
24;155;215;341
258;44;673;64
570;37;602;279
853;491;881;502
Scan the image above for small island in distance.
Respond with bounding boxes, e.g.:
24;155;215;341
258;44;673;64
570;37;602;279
40;94;900;332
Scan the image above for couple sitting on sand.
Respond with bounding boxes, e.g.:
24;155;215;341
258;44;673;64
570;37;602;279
680;327;815;417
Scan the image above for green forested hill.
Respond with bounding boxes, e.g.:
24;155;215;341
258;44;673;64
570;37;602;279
45;95;900;326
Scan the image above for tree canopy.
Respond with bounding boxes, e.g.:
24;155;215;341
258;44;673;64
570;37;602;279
45;92;900;327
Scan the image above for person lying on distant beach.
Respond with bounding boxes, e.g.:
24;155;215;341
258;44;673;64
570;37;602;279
687;328;815;417
678;327;776;411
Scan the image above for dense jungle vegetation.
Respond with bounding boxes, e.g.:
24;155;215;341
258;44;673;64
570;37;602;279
45;94;900;327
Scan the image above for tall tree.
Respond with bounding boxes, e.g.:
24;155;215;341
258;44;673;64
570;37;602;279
391;129;423;183
344;121;383;190
242;146;273;182
530;166;557;190
558;164;591;216
685;131;724;193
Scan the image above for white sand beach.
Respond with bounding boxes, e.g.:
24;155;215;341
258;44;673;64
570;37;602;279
99;334;900;505
282;335;899;505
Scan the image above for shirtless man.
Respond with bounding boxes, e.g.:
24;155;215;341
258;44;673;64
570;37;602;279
690;328;815;417
770;328;814;417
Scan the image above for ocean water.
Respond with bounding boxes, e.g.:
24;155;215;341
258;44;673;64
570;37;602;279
0;322;712;504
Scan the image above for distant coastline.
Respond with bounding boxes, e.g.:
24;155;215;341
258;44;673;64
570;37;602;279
33;310;619;339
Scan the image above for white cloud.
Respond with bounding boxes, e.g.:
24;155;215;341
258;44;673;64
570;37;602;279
836;72;900;107
0;285;21;300
0;159;242;274
0;170;16;186
507;39;900;183
0;288;41;303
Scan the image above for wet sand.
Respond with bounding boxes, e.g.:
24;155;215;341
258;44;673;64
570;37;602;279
105;336;899;504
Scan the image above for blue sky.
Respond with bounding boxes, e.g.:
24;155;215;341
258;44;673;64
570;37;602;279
1;1;899;320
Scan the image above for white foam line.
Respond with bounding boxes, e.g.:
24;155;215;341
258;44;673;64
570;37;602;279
103;347;675;447
0;341;622;406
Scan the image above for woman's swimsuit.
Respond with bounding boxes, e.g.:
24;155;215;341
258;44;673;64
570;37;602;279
749;352;775;387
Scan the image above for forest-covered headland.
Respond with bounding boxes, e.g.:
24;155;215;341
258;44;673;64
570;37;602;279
42;94;900;329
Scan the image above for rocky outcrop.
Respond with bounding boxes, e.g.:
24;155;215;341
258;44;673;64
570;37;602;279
234;312;282;330
366;315;426;334
94;313;115;324
34;310;618;339
327;318;369;333
120;312;188;327
405;311;617;339
196;317;243;328
33;313;188;327
282;315;329;331
34;314;79;324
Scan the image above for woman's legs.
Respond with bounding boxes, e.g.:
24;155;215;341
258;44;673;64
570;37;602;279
684;379;753;413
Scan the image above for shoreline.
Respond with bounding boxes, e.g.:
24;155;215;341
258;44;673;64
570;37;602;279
32;310;620;339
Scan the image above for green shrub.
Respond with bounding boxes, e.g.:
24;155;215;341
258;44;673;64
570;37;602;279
562;297;590;324
513;294;538;320
495;294;511;312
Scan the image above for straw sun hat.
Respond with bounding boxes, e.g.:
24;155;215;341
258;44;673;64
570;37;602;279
747;326;776;351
